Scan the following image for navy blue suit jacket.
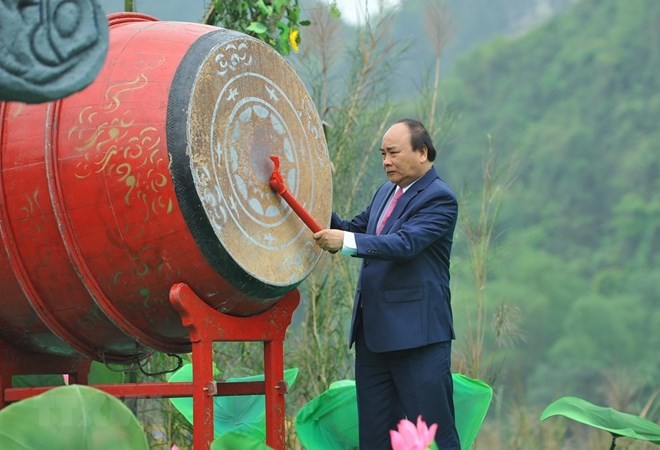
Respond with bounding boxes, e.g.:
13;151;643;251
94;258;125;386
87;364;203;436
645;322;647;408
331;167;458;353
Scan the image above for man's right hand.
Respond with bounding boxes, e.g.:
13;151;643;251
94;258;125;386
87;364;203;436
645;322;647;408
313;229;344;254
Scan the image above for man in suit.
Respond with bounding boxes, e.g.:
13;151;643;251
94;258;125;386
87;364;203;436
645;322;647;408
313;119;460;449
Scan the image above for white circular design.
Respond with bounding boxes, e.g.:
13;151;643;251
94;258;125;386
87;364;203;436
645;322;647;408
188;36;332;287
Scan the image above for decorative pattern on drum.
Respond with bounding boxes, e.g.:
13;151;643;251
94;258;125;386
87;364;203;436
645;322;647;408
168;30;332;298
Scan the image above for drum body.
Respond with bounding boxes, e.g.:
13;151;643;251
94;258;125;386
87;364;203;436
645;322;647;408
0;14;331;362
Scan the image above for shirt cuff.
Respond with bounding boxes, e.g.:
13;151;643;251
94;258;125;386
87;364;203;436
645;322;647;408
340;231;357;256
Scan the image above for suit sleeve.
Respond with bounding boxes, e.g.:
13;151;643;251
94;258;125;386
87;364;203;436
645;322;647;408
354;184;457;261
330;199;374;233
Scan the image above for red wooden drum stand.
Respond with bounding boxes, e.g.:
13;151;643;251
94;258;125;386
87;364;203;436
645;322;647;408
0;12;323;450
0;283;300;450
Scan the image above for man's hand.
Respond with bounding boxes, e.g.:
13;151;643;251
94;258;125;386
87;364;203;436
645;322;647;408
313;229;344;254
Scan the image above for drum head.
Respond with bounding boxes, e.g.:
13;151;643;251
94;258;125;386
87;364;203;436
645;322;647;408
168;29;332;298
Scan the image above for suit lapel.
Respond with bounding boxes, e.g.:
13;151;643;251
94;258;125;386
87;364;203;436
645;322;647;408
370;184;396;234
379;167;439;235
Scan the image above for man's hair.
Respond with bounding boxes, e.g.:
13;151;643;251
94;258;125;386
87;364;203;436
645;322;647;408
394;118;437;162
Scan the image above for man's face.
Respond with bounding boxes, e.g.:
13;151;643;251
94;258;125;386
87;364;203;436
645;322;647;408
380;123;428;188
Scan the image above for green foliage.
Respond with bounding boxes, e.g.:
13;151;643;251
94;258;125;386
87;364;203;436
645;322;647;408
0;385;148;449
129;352;193;448
211;432;273;449
541;396;660;444
167;364;299;441
209;0;313;55
12;374;65;388
89;361;126;384
452;137;521;384
443;0;660;410
12;361;124;388
295;375;492;450
328;2;341;20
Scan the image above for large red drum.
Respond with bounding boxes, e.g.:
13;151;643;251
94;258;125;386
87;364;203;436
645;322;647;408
0;13;331;363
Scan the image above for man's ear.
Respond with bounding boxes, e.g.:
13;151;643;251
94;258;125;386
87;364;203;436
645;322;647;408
420;145;429;163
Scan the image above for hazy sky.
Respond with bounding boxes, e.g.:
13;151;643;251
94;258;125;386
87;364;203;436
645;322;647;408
98;0;208;22
333;0;400;24
97;0;400;25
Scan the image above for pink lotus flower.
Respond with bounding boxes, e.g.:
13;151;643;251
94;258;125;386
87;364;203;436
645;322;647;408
390;415;438;450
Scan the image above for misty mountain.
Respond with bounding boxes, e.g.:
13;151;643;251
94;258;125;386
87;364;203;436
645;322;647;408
441;0;659;405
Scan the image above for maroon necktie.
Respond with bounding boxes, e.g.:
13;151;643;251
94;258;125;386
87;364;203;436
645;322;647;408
377;187;403;235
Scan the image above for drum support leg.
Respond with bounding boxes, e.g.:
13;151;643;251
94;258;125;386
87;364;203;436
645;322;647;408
169;282;300;450
0;284;299;450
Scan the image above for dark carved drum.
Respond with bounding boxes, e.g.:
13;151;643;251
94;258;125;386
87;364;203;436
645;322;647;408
0;13;331;363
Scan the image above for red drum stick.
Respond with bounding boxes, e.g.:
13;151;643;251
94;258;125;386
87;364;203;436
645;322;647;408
269;155;322;233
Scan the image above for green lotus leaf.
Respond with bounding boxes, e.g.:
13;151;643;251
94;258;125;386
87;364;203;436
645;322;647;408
169;364;299;441
0;385;148;450
541;396;660;444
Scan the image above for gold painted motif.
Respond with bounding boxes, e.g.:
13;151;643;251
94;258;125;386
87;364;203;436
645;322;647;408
66;67;172;220
18;188;42;232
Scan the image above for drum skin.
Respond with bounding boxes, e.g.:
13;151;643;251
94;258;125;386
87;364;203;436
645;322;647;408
0;13;331;363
